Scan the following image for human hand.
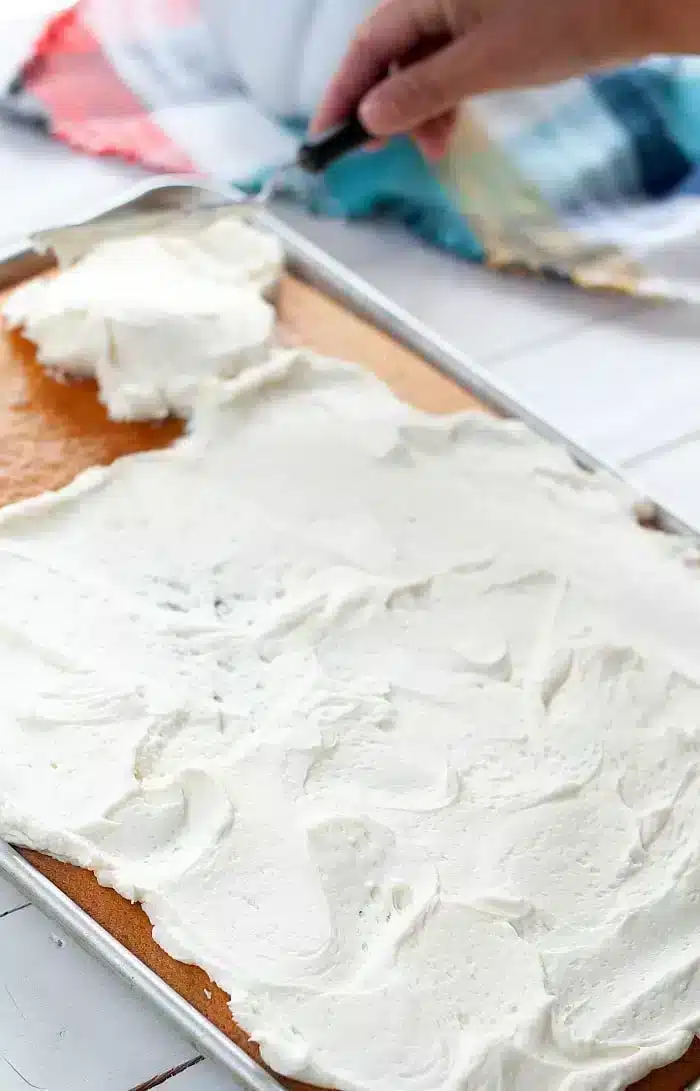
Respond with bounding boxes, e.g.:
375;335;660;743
312;0;694;160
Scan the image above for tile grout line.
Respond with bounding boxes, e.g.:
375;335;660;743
476;323;599;371
0;903;30;920
475;299;644;371
127;1056;204;1091
622;427;700;471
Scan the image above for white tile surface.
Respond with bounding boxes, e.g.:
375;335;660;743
0;875;27;915
0;906;197;1091
629;437;700;532
164;1058;246;1089
493;303;700;464
273;203;638;365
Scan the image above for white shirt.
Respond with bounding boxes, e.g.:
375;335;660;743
202;0;376;117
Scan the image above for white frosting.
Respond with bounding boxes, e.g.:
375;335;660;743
3;215;283;420
3;224;700;1091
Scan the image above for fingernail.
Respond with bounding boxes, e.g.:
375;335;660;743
358;92;384;135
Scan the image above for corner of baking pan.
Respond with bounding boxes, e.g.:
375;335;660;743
0;844;285;1091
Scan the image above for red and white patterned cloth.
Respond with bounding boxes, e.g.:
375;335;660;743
6;0;339;181
12;4;195;172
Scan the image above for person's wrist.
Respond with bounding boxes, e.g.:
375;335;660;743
628;0;697;55
568;0;672;72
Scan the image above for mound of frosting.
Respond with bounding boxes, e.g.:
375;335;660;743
1;340;700;1091
2;214;283;420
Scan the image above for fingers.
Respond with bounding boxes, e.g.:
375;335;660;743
359;36;472;136
358;0;647;138
312;0;666;156
412;109;458;160
310;0;449;135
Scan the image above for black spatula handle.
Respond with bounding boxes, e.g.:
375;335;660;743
297;115;371;174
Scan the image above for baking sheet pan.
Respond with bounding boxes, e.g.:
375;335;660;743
0;185;699;1091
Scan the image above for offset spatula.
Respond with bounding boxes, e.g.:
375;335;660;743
255;114;372;201
33;115;372;262
295;115;371;174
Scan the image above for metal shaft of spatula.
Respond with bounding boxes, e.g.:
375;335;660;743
259;115;373;202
